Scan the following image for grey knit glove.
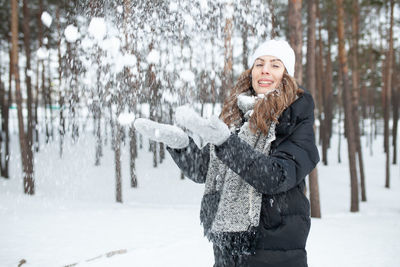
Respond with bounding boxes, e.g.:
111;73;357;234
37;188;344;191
134;118;189;149
175;105;230;146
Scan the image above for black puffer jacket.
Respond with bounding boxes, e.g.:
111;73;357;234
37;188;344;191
167;90;319;267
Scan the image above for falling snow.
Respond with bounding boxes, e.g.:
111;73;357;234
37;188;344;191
64;25;80;43
88;17;107;41
41;11;52;28
117;112;136;125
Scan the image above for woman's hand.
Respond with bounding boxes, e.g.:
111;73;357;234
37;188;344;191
175;105;230;146
134;118;189;149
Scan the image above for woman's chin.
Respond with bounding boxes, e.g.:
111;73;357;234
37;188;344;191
255;87;275;95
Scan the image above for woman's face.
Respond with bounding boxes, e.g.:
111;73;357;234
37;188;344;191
251;55;285;95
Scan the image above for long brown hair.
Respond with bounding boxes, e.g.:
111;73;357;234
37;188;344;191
220;68;303;135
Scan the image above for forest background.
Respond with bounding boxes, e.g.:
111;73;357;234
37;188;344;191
1;0;400;266
0;0;399;252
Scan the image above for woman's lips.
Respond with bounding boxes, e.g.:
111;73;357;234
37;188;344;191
258;79;274;87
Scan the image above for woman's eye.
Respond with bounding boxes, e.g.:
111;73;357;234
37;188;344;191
256;64;263;67
272;64;280;68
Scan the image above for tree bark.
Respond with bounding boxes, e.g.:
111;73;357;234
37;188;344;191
241;26;249;70
316;0;325;157
306;0;321;218
336;0;359;212
0;60;10;178
11;0;34;194
384;0;394;188
0;75;7;178
129;126;138;187
57;6;65;158
23;0;34;158
115;122;122;203
288;0;303;84
221;11;233;102
324;17;334;165
392;55;399;164
267;0;277;38
350;0;366;202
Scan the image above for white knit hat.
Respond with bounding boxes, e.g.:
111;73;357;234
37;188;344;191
249;39;295;77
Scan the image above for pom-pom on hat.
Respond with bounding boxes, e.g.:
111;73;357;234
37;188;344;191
249;39;295;77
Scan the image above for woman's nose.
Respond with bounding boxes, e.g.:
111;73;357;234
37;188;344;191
261;65;270;74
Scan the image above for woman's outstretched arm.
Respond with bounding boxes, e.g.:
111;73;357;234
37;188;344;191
167;137;210;184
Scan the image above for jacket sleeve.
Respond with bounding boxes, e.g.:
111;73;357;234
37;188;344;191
214;96;319;195
167;137;210;184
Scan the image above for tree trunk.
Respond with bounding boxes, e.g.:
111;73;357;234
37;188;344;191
11;0;34;194
159;142;165;164
306;0;321;218
57;6;65;158
350;0;366;202
316;1;326;162
38;0;50;144
392;55;399;164
324;19;334;165
241;26;249;70
23;0;34;158
267;0;277;38
129;126;138;187
47;49;54;141
384;0;394;188
336;0;359;212
4;64;10;178
95;107;102;166
288;0;303;84
0;75;7;178
115;122;122;203
221;10;233;102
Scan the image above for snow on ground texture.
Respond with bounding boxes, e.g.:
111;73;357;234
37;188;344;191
0;132;399;267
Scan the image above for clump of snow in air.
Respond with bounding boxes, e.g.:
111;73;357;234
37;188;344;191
162;91;179;103
182;47;191;59
122;54;137;67
26;69;34;77
224;3;234;19
169;1;178;12
117;5;123;14
237;94;255;110
199;0;209;12
36;47;49;60
64;25;80;43
183;14;195;29
117;112;136;126
100;37;121;58
41;11;52;28
147;50;160;64
174;79;183;89
88;17;107;41
180;70;195;83
166;63;174;73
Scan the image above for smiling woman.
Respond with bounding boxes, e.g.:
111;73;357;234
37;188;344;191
134;39;319;267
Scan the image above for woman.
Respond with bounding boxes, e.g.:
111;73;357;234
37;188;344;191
134;39;319;267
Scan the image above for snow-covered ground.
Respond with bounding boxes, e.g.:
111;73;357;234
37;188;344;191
1;130;399;267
